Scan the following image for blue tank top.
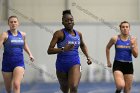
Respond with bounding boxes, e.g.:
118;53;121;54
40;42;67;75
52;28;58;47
114;35;132;62
3;30;24;56
56;28;80;63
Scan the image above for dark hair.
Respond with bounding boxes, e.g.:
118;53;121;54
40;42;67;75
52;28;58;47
62;10;71;16
119;21;130;28
8;16;18;23
62;10;73;20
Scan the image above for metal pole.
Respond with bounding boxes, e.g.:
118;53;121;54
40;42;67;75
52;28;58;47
6;0;11;18
138;0;140;21
0;0;3;20
65;0;69;10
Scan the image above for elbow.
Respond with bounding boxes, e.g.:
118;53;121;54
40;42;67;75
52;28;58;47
134;53;138;58
47;50;55;55
47;48;56;54
106;47;109;52
134;56;138;58
134;54;138;58
47;52;52;55
47;51;50;55
47;49;51;55
106;46;109;50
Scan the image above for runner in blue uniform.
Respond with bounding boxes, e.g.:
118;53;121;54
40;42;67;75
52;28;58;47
106;21;138;93
0;16;34;93
47;10;92;93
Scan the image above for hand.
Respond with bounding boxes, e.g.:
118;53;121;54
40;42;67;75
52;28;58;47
130;37;136;46
29;55;34;62
107;62;112;68
64;44;74;51
87;58;92;65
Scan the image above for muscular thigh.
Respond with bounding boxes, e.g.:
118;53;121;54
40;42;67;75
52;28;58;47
124;74;133;87
56;71;68;86
113;70;125;85
2;72;13;85
68;64;81;85
13;67;25;82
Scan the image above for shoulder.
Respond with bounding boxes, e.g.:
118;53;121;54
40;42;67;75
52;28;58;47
130;35;137;40
0;32;8;38
54;30;63;34
75;30;82;37
19;31;26;40
111;35;118;40
53;29;64;37
20;31;26;37
1;32;8;36
110;35;118;43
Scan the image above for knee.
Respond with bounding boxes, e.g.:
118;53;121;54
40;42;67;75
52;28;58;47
116;83;125;90
6;89;11;93
13;81;20;90
124;86;131;93
70;85;78;92
6;86;11;93
60;85;69;93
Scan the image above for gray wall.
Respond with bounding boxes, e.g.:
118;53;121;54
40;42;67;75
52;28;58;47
0;0;140;22
0;22;140;83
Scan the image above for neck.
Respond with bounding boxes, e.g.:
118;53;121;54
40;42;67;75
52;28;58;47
10;29;18;35
65;28;73;32
10;29;17;32
120;34;129;40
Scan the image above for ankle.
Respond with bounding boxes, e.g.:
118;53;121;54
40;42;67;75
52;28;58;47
115;89;121;93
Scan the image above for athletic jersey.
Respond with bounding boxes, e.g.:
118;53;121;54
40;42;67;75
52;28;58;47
114;35;132;62
3;30;24;56
56;28;80;63
2;30;25;72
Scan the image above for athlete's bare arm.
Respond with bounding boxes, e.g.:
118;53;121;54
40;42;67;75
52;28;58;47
21;31;34;62
47;30;64;54
78;31;92;65
130;37;138;58
0;32;8;48
106;36;117;67
47;30;75;54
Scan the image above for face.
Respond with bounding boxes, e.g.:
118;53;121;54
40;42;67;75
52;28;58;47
8;17;19;30
62;14;74;30
120;23;130;36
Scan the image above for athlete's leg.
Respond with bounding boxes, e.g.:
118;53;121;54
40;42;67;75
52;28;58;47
113;71;125;93
68;64;81;93
12;67;24;93
2;72;13;93
56;71;69;93
123;74;133;93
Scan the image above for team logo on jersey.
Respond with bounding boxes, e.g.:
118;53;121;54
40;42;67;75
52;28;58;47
11;39;24;43
116;45;131;49
68;41;80;45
